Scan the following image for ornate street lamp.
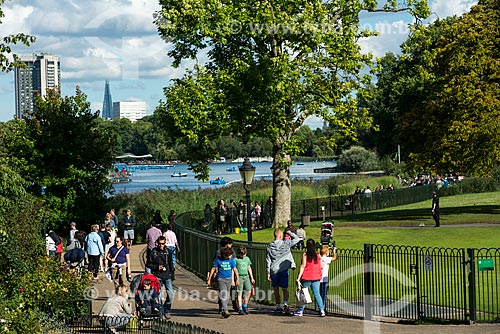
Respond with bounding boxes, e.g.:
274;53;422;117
239;157;256;244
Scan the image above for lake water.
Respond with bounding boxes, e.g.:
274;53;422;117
112;161;337;194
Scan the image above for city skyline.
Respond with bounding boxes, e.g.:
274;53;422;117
0;0;478;127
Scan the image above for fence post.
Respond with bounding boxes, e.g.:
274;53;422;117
364;243;374;321
467;248;477;323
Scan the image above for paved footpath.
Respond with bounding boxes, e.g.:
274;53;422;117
92;244;500;334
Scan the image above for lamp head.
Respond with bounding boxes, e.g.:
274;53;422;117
239;157;256;186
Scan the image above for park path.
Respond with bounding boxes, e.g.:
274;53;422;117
91;244;500;334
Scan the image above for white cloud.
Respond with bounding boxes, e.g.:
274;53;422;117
0;0;480;122
430;0;478;19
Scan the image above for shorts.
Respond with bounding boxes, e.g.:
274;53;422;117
123;230;135;240
236;275;252;293
271;271;289;289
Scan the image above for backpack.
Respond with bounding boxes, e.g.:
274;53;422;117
64;247;85;263
49;231;62;245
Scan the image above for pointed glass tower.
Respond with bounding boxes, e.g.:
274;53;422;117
102;80;113;119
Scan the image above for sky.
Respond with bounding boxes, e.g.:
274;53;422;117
0;0;478;126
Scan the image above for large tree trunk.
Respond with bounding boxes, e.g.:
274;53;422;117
272;147;291;228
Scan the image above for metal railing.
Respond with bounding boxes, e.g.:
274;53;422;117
174;216;500;324
49;315;223;333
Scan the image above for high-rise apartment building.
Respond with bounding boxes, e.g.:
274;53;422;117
102;80;113;119
112;100;146;122
14;53;61;118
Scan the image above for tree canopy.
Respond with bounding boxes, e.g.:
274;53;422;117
1;89;115;229
155;0;429;226
364;0;500;176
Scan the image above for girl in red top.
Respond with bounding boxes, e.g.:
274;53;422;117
294;238;325;317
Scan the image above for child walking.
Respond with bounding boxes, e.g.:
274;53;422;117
235;246;255;315
207;247;240;318
319;245;337;312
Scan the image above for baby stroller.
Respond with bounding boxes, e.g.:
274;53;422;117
320;221;334;246
130;273;162;327
64;247;86;274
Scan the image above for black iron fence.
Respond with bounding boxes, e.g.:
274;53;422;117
45;315;223;333
175;218;500;324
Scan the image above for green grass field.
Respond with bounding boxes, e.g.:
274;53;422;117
231;192;500;249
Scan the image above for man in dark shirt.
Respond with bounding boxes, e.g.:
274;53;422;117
147;235;175;320
120;209;137;248
431;192;440;227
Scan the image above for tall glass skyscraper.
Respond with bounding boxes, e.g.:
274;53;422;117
14;53;61;118
102;80;113;119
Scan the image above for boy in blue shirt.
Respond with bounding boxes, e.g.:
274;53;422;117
207;247;240;318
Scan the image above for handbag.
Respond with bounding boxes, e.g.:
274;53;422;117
295;282;312;305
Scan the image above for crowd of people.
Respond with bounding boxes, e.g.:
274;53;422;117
204;196;274;234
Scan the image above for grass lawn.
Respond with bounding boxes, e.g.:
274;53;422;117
231;191;500;249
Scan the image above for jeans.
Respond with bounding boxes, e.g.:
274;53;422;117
166;246;177;267
218;277;232;313
298;280;323;312
319;281;329;311
159;278;174;316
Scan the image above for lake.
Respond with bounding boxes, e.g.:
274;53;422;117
112;161;337;194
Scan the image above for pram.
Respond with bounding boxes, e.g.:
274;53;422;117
130;273;162;327
320;221;334;246
64;247;86;273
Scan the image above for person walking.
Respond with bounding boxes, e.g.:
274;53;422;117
86;224;105;280
163;223;180;267
207;247;240;318
145;221;163;271
235;246;255;315
294;238;325;317
432;191;440;227
319;245;337;313
266;229;300;315
147;235;175;320
120;209;137;248
106;236;131;290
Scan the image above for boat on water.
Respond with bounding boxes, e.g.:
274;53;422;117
296;162;305;165
171;172;188;177
210;178;226;185
226;166;237;172
112;176;132;184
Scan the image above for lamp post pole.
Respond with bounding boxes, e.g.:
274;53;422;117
239;157;256;246
245;185;252;245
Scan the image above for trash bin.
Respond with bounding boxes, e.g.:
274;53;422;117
300;214;310;226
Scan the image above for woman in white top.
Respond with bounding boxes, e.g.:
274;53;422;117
163;224;180;267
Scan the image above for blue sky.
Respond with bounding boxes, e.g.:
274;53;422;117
0;0;478;127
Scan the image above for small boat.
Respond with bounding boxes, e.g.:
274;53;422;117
112;176;132;184
226;166;237;172
171;172;188;177
296;162;305;165
210;178;226;185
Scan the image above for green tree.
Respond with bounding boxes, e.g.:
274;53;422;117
155;0;428;226
0;0;36;71
338;145;379;172
364;0;499;176
397;0;500;176
2;88;114;229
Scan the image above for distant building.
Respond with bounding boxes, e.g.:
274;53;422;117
112;100;146;122
102;80;113;119
14;53;61;118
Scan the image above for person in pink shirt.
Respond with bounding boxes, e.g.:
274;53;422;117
145;221;163;272
294;238;325;317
